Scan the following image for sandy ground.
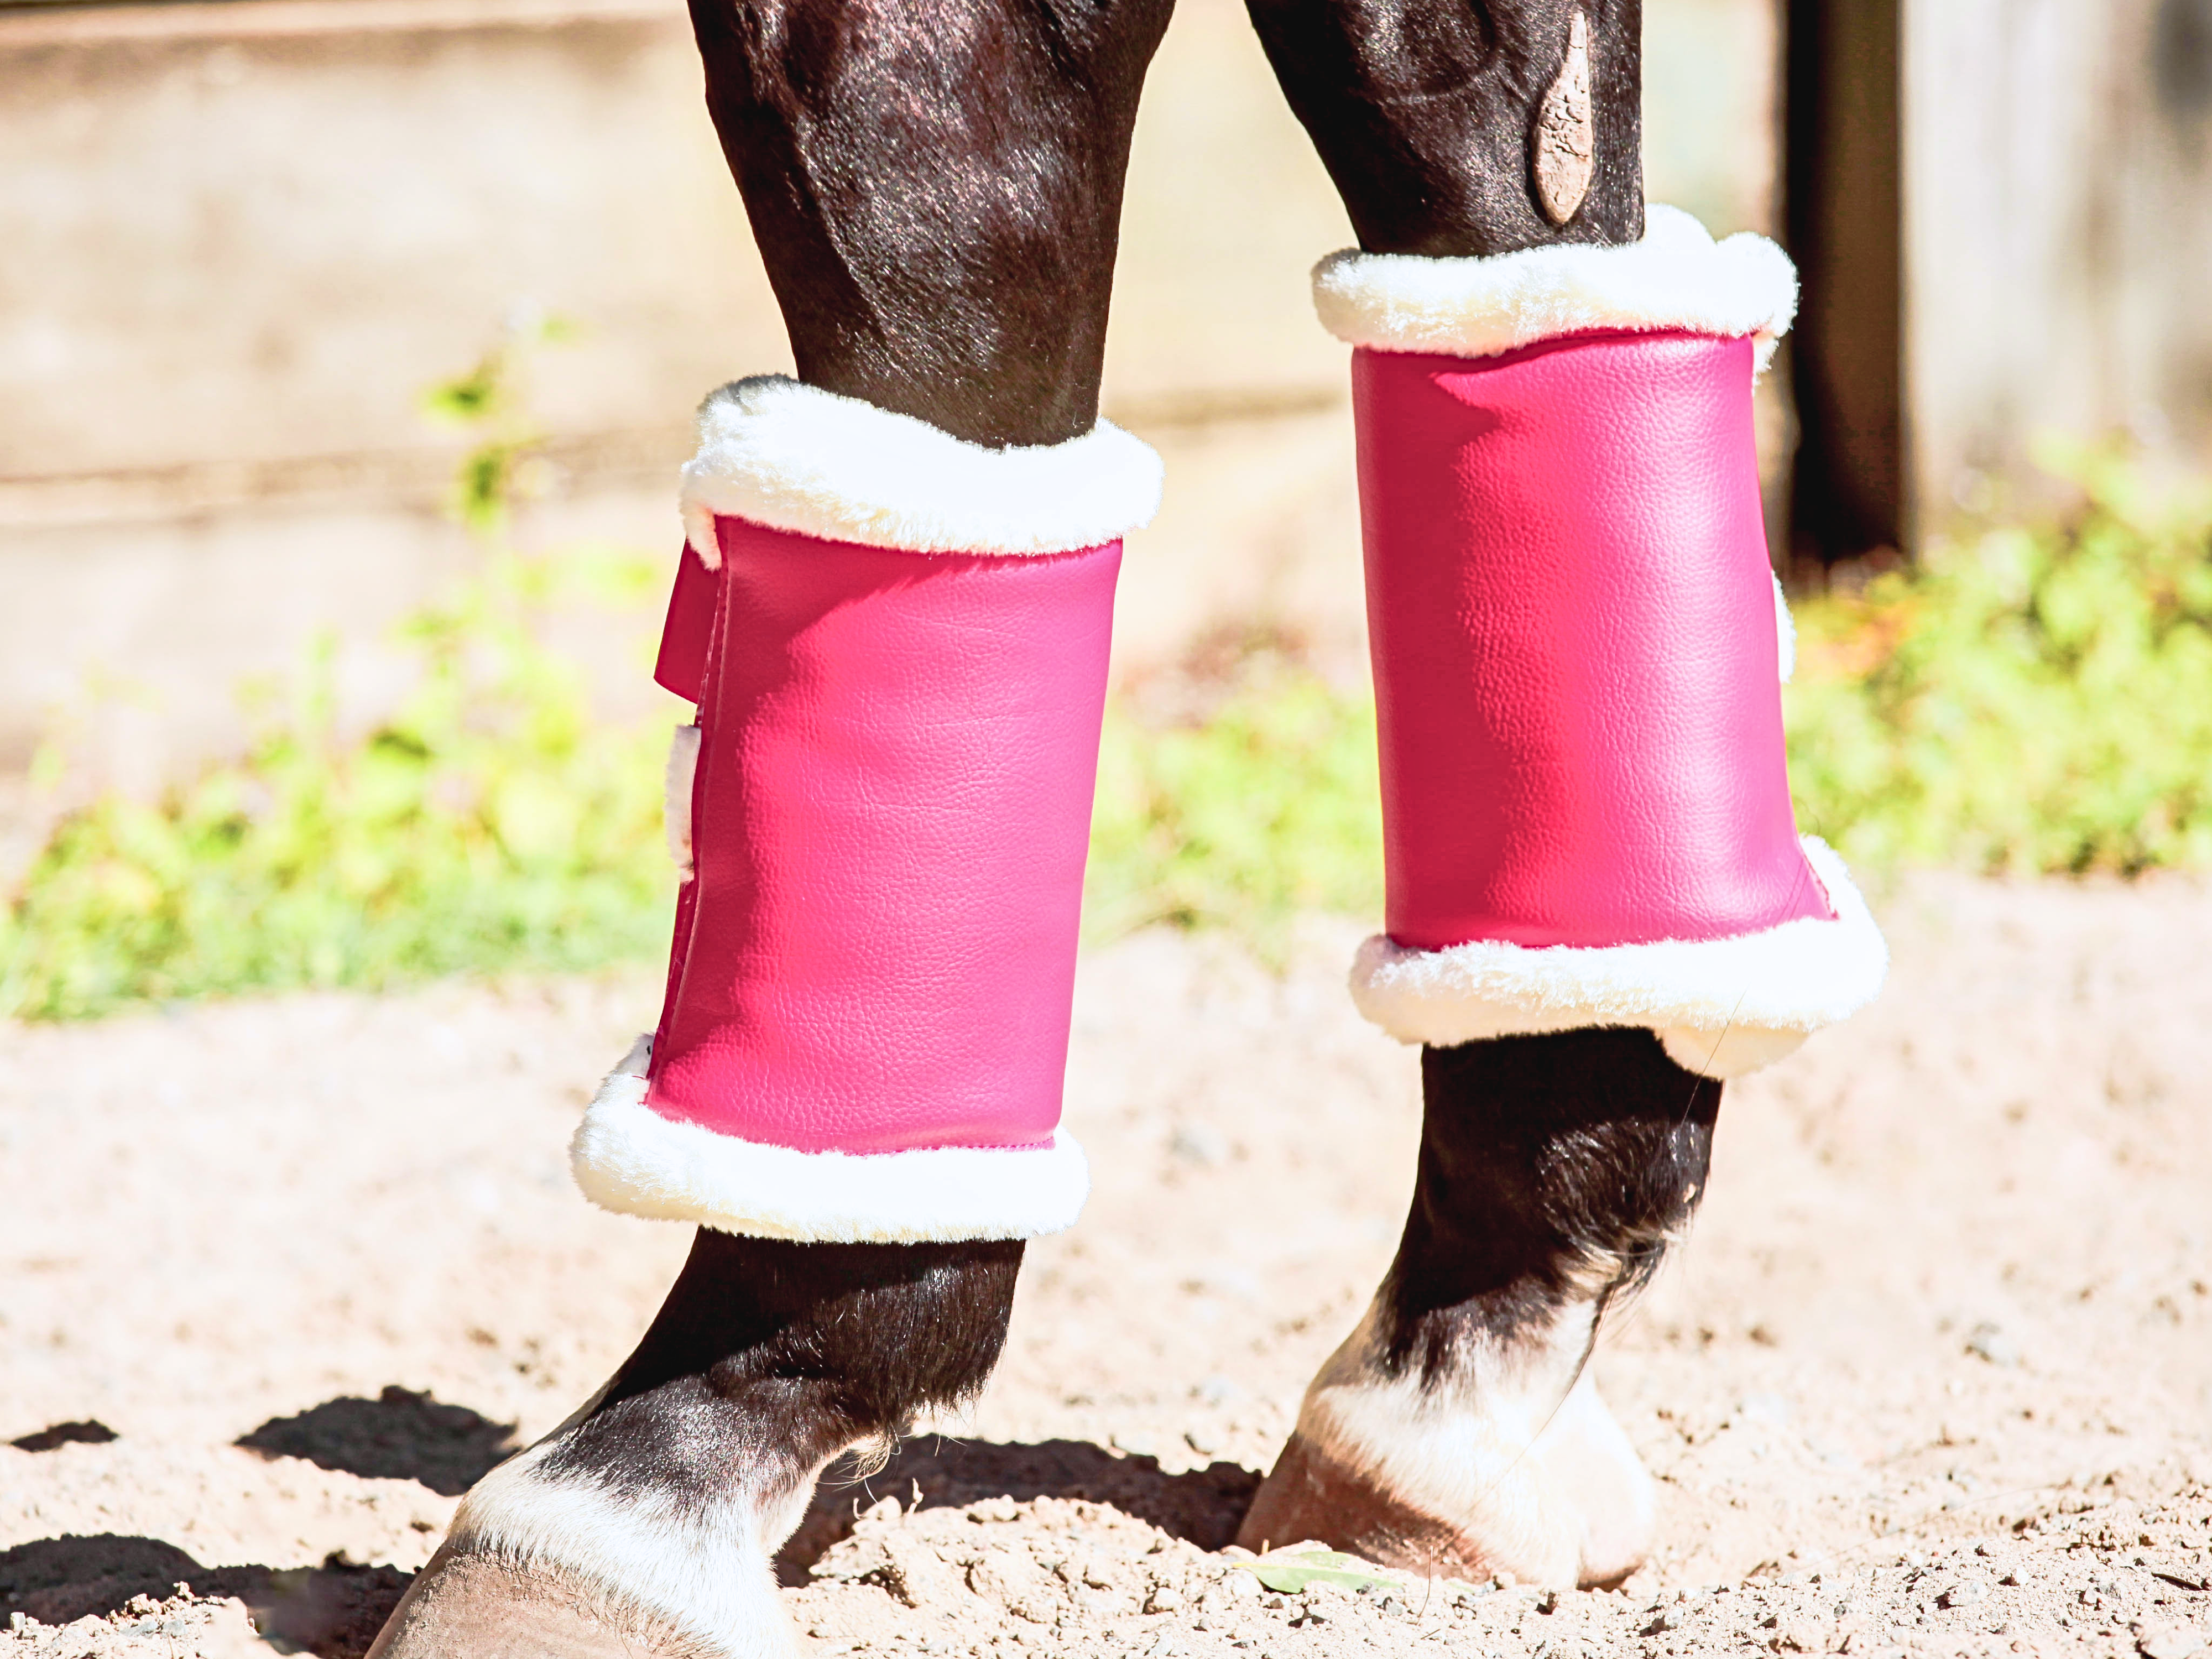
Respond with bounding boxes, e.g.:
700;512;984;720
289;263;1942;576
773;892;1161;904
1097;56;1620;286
2;875;2209;1658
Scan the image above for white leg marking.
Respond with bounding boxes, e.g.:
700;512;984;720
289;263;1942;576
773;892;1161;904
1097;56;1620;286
446;1435;817;1658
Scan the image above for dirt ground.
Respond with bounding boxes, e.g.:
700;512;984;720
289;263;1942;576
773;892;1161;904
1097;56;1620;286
3;875;2209;1658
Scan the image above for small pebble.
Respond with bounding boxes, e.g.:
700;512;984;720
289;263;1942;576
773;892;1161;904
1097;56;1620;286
1966;1322;2021;1368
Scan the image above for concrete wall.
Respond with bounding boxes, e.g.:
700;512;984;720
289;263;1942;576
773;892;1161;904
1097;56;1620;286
0;0;1782;865
0;0;755;867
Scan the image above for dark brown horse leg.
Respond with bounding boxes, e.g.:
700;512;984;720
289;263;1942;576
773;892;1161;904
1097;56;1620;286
368;1;1172;1653
696;0;1175;445
1248;0;1644;259
1232;0;1702;1588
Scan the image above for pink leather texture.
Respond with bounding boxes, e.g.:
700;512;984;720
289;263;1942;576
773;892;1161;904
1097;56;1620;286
1357;330;1832;952
646;516;1121;1156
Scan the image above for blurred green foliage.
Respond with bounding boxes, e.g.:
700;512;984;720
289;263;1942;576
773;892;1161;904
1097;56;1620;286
1087;667;1381;950
6;409;2210;1020
1786;446;2212;874
421;311;581;536
0;544;676;1021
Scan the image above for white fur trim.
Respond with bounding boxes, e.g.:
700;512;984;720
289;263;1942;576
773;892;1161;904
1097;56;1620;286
1312;204;1798;370
571;1041;1091;1243
1657;1022;1810;1077
1773;570;1797;684
447;1433;806;1657
1349;837;1887;1078
664;723;700;881
680;375;1164;566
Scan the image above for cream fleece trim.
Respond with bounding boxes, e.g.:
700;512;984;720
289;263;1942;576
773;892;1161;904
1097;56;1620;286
1349;837;1886;1078
664;724;700;881
1773;570;1797;684
570;1038;1091;1243
1312;204;1798;370
679;375;1164;567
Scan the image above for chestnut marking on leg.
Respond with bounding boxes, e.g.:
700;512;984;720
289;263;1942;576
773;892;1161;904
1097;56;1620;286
369;1235;1021;1656
1238;1030;1717;1587
1533;9;1595;224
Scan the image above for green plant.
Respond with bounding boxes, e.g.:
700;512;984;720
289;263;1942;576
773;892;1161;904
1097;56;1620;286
1786;446;2212;874
420;310;580;536
1238;1547;1408;1596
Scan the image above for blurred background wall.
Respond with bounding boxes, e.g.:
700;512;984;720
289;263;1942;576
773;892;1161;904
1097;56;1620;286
2;0;2205;862
1786;0;2212;564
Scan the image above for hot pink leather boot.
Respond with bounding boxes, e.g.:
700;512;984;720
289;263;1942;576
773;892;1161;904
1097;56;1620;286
571;375;1163;1241
1316;206;1886;1075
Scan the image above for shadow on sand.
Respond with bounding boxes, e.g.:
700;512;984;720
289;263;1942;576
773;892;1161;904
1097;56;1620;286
776;1436;1262;1585
236;1385;519;1496
0;1533;409;1657
3;1435;1261;1640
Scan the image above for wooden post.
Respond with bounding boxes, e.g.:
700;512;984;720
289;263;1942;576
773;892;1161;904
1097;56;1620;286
1784;0;1906;567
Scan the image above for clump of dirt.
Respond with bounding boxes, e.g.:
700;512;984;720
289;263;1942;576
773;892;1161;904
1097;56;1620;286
4;1585;264;1659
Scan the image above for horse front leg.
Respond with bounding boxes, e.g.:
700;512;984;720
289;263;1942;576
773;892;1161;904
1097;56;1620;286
1235;0;1886;1586
369;0;1173;1650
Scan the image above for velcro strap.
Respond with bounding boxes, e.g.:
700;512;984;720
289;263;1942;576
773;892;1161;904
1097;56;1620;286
653;540;718;703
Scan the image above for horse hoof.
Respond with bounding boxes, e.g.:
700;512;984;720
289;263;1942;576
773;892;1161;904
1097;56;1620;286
1235;1321;1653;1589
366;1546;771;1659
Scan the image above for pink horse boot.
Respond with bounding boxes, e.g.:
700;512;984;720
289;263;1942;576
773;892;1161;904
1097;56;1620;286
575;374;1163;1239
1330;204;1887;1079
